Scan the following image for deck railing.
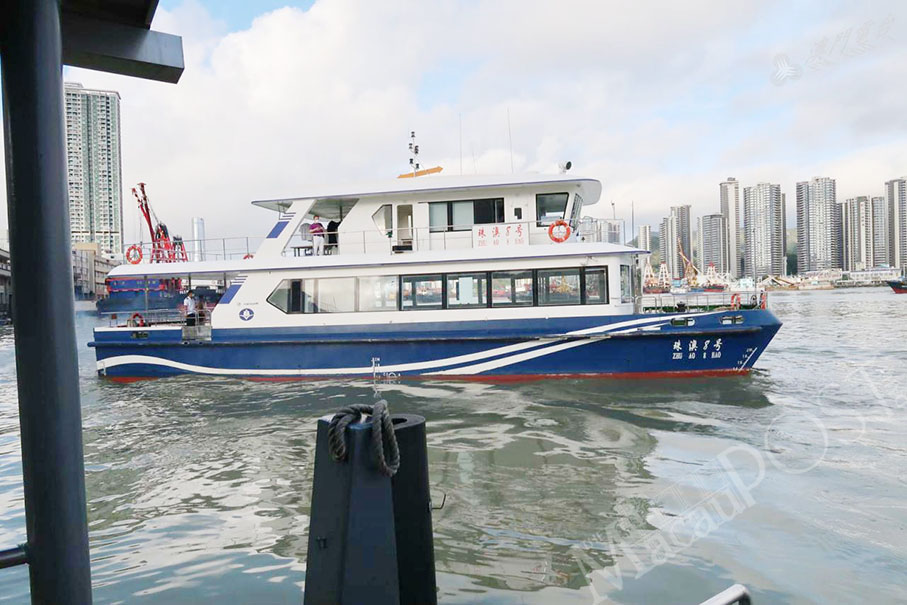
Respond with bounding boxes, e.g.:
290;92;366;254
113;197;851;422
118;219;625;265
119;236;266;264
639;290;765;313
282;219;615;257
103;306;213;328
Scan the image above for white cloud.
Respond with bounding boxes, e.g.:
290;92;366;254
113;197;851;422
2;0;906;245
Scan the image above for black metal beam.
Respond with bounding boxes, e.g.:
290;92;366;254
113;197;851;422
0;0;94;602
62;10;184;83
0;546;28;569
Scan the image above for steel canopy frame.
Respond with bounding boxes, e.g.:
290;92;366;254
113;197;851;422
0;1;183;602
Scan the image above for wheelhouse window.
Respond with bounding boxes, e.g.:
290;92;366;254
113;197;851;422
584;267;609;304
401;274;443;310
372;204;392;237
358;276;398;311
570;193;584;226
536;192;569;226
491;271;533;306
537;268;581;306
447;273;487;308
620;265;632;303
429;203;448;233
429;198;504;232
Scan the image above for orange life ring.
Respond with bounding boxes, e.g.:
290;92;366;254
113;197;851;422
243;253;254;259
730;293;741;310
759;292;767;309
126;245;143;264
130;312;145;327
548;220;571;243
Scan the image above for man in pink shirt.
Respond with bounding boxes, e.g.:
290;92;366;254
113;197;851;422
310;215;325;255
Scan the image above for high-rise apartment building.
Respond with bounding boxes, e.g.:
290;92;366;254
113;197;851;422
796;177;840;273
659;205;692;279
841;197;873;271
744;183;786;278
871;196;889;267
719;177;741;278
698;213;727;273
886;177;906;269
65;82;124;256
638;225;651;252
840;196;891;271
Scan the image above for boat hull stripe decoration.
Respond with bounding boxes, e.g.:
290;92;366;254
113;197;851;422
266;220;290;239
99;313;679;376
218;283;242;305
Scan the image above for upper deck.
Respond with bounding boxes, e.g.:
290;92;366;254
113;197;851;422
118;173;630;273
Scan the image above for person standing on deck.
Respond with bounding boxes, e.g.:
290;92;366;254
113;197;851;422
326;219;339;255
184;289;198;326
310;215;326;255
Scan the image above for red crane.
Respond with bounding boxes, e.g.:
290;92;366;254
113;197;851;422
131;182;188;263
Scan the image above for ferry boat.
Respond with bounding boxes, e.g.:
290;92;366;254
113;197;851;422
89;173;782;379
887;277;907;294
96;277;184;314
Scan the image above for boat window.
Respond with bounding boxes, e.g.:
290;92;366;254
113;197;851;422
536;192;569;226
584;267;609;304
571;193;584;226
451;201;473;231
429;203;448;233
401;274;443;310
620;265;632;303
358;276;398;311
491;271;534;306
372;204;392;237
429;198;505;232
313;277;356;313
538;268;581;306
447;273;488;308
267;279;303;313
474;199;505;224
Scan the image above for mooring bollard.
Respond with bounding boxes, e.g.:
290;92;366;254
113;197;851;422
389;414;436;605
304;403;437;605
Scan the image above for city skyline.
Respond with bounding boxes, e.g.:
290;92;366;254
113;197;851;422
645;172;907;278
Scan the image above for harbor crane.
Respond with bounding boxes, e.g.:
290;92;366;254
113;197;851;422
132;182;188;263
677;235;699;283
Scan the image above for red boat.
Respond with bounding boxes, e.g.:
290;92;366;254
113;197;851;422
887;278;907;294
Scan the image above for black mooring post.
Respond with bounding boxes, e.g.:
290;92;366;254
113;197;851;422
390;415;437;605
305;416;400;605
0;0;93;602
304;413;437;605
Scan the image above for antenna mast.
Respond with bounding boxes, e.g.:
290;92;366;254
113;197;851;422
408;131;420;177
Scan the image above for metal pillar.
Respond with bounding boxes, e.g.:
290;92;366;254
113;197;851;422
0;0;93;602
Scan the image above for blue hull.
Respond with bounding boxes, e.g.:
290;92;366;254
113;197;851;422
90;310;782;379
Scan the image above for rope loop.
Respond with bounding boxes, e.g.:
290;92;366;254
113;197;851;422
327;401;400;477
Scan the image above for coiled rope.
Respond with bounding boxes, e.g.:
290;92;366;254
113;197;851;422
327;401;400;477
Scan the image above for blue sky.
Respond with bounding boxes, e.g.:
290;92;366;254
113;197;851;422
160;0;316;31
